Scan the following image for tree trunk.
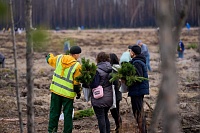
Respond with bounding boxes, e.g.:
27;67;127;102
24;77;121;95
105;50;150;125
149;0;189;133
129;0;144;27
10;0;23;132
198;1;200;87
25;0;35;132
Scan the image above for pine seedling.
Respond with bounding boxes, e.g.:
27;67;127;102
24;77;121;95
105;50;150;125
110;63;147;87
75;58;97;85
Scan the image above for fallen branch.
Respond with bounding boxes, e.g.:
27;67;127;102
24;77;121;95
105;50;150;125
144;100;154;112
0;118;19;122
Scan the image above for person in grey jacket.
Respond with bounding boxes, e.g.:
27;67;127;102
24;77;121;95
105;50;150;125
137;40;152;72
89;52;113;133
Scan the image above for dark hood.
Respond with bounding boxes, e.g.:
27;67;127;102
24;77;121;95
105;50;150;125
130;54;146;64
97;61;112;73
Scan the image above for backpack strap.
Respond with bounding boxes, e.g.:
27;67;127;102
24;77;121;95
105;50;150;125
96;68;108;87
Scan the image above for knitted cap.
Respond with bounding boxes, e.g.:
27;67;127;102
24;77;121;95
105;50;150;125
128;45;132;49
70;46;82;54
131;45;141;55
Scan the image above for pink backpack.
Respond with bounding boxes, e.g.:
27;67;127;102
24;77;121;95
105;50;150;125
92;85;104;99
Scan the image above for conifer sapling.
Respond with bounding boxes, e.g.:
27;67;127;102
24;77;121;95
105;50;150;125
75;58;97;86
110;63;148;87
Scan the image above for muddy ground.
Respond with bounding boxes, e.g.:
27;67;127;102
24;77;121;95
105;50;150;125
0;28;199;133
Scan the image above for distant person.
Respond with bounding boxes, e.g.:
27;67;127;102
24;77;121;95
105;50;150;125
46;46;82;133
137;40;152;72
119;48;132;65
129;45;149;133
177;40;185;59
55;26;60;32
186;22;190;33
77;27;81;33
88;52;113;133
81;26;84;30
64;40;70;54
109;53;122;132
0;53;5;68
2;28;6;33
119;49;132;93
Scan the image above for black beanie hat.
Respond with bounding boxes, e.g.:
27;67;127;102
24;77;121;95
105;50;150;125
70;46;82;54
131;45;141;55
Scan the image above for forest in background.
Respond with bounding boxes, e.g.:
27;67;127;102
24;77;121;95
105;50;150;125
0;0;199;29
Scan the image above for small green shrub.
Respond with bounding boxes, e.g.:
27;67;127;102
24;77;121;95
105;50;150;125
187;43;198;49
31;29;49;52
0;1;8;18
73;108;94;120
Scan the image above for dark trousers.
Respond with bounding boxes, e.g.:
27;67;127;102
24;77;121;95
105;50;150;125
110;100;122;129
48;92;74;133
131;95;147;133
0;58;5;68
93;106;111;133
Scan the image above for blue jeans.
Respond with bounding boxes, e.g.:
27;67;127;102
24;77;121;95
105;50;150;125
93;106;110;133
178;51;184;58
145;55;151;72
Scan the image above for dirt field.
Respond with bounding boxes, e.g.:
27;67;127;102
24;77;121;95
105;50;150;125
0;28;199;133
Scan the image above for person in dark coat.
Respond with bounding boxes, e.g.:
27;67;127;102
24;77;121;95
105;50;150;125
128;45;149;133
177;40;185;59
0;53;5;68
109;53;122;131
89;52;113;133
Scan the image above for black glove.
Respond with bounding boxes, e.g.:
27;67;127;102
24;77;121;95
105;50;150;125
76;93;81;99
46;54;50;63
82;83;89;88
74;85;81;99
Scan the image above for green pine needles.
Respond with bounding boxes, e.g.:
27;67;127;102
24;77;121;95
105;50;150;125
75;58;97;85
110;63;148;87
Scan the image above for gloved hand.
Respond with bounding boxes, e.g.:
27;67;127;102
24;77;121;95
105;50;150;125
74;85;81;99
76;93;81;99
82;83;89;88
46;54;50;63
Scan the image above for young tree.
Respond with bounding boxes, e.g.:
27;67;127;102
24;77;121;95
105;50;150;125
149;0;189;133
25;0;35;132
10;0;23;132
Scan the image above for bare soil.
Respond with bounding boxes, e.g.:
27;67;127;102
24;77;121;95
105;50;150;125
0;28;199;133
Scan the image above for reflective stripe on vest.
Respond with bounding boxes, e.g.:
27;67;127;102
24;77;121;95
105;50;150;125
50;55;79;99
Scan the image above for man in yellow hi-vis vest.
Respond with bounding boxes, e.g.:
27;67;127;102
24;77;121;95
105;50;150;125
46;46;82;133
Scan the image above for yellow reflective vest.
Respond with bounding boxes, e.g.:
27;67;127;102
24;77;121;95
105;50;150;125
50;55;79;99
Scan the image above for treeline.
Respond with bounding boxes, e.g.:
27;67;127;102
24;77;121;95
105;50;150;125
0;0;199;29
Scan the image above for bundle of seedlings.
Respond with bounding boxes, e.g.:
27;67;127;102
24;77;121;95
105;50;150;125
110;63;148;87
75;57;97;86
